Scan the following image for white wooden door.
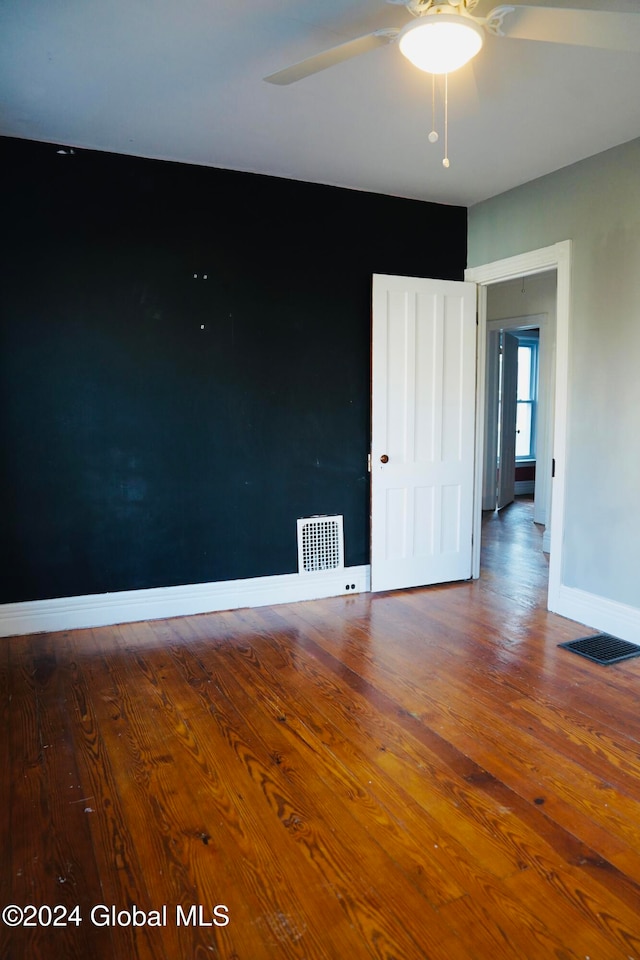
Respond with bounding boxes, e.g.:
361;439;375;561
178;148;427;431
371;274;477;592
482;329;501;510
497;331;518;510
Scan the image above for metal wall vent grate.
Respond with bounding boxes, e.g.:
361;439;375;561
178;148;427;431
558;633;640;665
297;515;344;574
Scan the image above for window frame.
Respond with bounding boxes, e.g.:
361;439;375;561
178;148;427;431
515;336;539;461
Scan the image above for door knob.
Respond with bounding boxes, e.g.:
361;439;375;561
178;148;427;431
380;454;389;463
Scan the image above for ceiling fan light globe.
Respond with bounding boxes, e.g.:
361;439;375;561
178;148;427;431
398;15;484;74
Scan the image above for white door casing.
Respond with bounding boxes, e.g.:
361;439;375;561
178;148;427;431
371;274;477;593
466;240;572;614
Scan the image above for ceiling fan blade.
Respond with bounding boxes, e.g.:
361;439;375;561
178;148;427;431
264;29;399;85
492;5;640;52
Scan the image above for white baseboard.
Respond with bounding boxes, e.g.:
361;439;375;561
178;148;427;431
551;584;640;645
7;569;636;649
0;566;371;638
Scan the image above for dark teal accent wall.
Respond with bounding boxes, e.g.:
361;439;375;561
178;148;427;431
0;137;467;602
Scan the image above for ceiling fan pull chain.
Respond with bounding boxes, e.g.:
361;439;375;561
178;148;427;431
443;73;450;168
428;73;439;144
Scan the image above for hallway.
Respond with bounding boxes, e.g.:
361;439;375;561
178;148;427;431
481;496;549;609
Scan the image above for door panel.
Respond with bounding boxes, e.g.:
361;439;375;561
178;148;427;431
482;329;501;510
371;275;477;592
497;331;518;510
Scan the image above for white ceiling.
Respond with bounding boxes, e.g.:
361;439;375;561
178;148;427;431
1;0;639;206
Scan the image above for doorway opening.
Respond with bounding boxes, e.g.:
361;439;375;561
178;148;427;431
481;272;556;594
465;241;572;616
479;270;557;598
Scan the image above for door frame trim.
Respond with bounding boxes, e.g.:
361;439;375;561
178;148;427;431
465;240;572;613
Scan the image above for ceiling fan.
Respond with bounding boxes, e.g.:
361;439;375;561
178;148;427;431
264;0;640;85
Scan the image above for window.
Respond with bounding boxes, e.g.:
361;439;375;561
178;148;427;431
516;337;538;459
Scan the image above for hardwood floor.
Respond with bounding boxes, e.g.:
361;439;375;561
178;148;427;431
3;500;640;959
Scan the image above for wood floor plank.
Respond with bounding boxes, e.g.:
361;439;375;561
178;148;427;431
227;605;524;881
435;887;581;960
198;622;471;903
509;693;640;794
0;634;13;960
288;586;640;867
155;618;463;959
101;615;419;959
412;670;640;865
5;498;640;959
210;611;474;909
97;619;304;960
289;592;640;927
501;864;640;959
106;621;353;960
183;607;639;960
2;633;106;960
62;626;170;960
